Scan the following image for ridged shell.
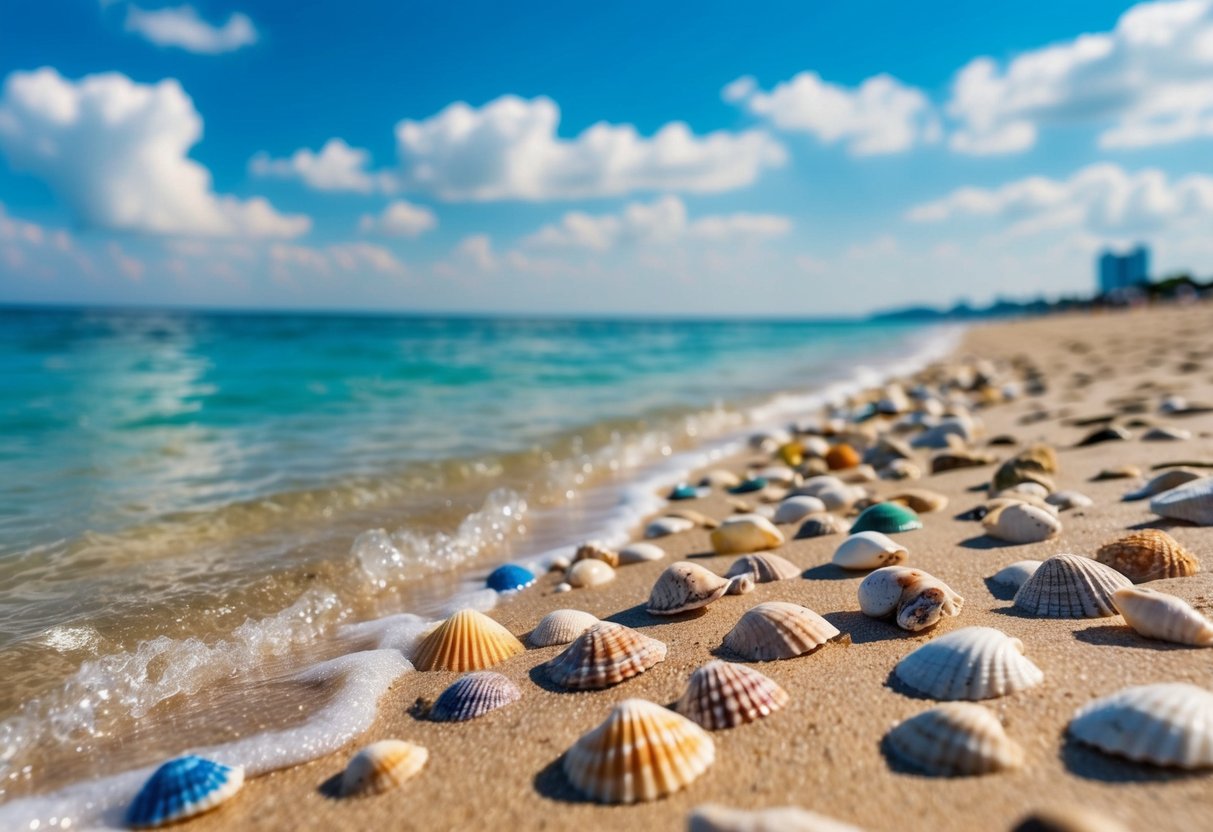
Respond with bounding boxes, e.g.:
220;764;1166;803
127;756;244;828
530;609;600;647
544;622;667;690
982;503;1061;544
893;626;1043;701
849;502;923;535
886;489;948;513
885;703;1025;776
688;804;865;832
710;516;785;555
563;699;714;803
857;566;964;632
1150;475;1213;525
645;516;696;538
573;542;620;568
1122;468;1202;500
1013;554;1131;618
724;553;800;584
1045;490;1093;511
339;740;428;796
429;672;521;722
1095;529;1200;583
1112;587;1213;646
567;558;616;588
412;609;525;672
773;495;827;524
832;531;909;571
648;561;731;615
989;561;1041;592
619;542;666;564
723;602;840;661
1069;683;1213;768
797;513;851;538
675;660;789;730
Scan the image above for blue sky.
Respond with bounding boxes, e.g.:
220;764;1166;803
1;0;1212;315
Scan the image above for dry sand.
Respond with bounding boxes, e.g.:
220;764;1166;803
188;304;1213;832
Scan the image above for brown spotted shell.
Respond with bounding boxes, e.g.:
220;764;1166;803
544;622;667;690
722;602;840;661
1096;529;1200;583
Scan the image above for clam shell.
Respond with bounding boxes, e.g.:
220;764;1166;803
648;561;731;615
1069;683;1213;768
544;622;667;690
675;659;789;730
982;503;1061;544
773;495;827;524
530;609;600;647
885;703;1024;776
486;563;536;592
1095;529;1199;583
688;804;865;832
1149;476;1213;525
832;531;909;571
429;671;521;722
794;476;860;511
710;515;785;555
849;502;923;535
1013;554;1131;618
566;558;616;588
911;418;974;449
645;516;696;538
1112;587;1213;646
412;609;524;672
885;489;948;513
619;542;666;564
1122;468;1202;500
573;542;619;568
857;566;964;631
339;740;428;797
723;601;840;661
700;469;742;489
1045;490;1093;511
797;513;851;538
563;698;714;803
127;755;244;828
989;560;1041;592
893;626;1043;701
724;553;800;585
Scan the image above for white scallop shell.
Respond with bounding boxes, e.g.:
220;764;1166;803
857;566;963;632
723;602;840;661
773;495;827;524
832;531;909;571
989;561;1041;592
1150;476;1213;526
689;804;865;832
647;561;731;615
529;609;600;647
1045;490;1093;510
1123;468;1202;501
645;516;696;538
885;702;1024;776
982;503;1061;544
1069;683;1213;768
1012;554;1131;618
894;626;1043;701
618;542;666;564
710;515;785;555
566;558;615;588
1112;587;1213;647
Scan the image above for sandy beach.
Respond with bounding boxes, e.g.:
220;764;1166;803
163;304;1213;831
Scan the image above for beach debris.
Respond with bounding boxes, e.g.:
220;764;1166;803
567;558;616;588
1010;807;1131;832
893;626;1043;701
849;502;923;535
1142;426;1191;441
989;561;1041;593
1112;587;1213;647
529;609;600;647
338;740;427;797
710;515;785;555
1095;529;1199;583
675;659;789;731
982;503;1061;544
832;531;909;571
127;755;244;828
797;513;852;538
670;484;703;501
563;698;714;804
826;443;862;470
884;703;1024;776
773;495;827;524
1077;425;1132;447
858;566;964;632
1150;476;1213;525
545;622;667;690
700;469;742;489
619;542;666;564
931;450;998;474
885;488;948;513
1045;490;1092;511
1093;464;1142;481
645;516;696;538
648;561;732;615
573;541;620;568
724;553;800;585
428;672;521;722
412;609;525;672
1012;554;1130;618
486;563;536;593
688;804;865;832
728;477;768;495
1068;683;1213;769
1122;468;1203;500
722;601;840;661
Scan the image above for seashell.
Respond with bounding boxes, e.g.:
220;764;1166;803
857;566;963;632
1122;468;1203;500
339;740;427;797
412;609;525;672
725;574;755;596
554;582;571;593
982;503;1061;544
755;465;800;486
1142;426;1191;441
1010;807;1131;832
728;477;768;495
724;553;800;584
885;489;948;513
1068;683;1213;768
864;435;914;469
832;531;908;571
797;513;851;538
1150;476;1213;525
1160;394;1188;414
885;703;1024;776
879;459;922;481
849;502;923;535
776;440;805;467
573;542;620;568
826;443;861;470
486;563;536;592
648;561;732;615
1094;464;1142;481
1013;554;1130;618
1112;587;1213;646
799;435;831;456
794;476;860;511
618;542;665;564
982;494;1059;517
840;463;878;483
545;622;667;690
670;483;702;500
989;560;1041;592
773;495;827;524
566;558;616;588
1076;425;1131;446
801;457;831;478
710;515;785;555
931;450;998;474
645;516;696;538
530;608;600;647
563;698;714;804
1015;443;1059;474
1045;490;1093;511
991;461;1055;495
911;417;975;449
893;626;1043;701
127;755;244;828
722;601;840;661
700;469;741;489
675;659;789;730
688;804;865;832
549;556;571;572
429;671;521;722
665;507;720;528
1001;482;1051;499
1095;529;1199;583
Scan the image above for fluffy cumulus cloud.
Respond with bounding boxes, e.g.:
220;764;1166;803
250;139;396;194
724;72;940;155
0;68;309;238
948;0;1213;153
358;199;437;237
125;4;258;54
393;95;786;201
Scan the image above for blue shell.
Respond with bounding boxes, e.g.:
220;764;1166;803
429;671;521;722
668;484;700;501
487;563;536;592
127;755;243;828
728;477;768;495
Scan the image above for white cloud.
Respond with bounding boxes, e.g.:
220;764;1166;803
724;71;939;155
358;199;437;237
948;0;1213;154
393;95;786;201
125;4;258;54
269;242;407;280
250;138;395;194
107;241;145;281
0;68;309;238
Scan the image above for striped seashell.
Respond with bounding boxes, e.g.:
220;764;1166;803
724;553;800;585
989;560;1041;592
1013;554;1131;618
566;558;615;588
573;542;619;568
675;659;789;730
1010;807;1131;832
618;542;666;564
723;601;840;662
797;513;851;538
1069;683;1213;768
645;516;696;538
773;495;827;524
429;672;521;722
1045;490;1093;511
688;804;866;832
564;698;714;803
710;515;784;555
982;503;1061;544
648;561;731;615
1095;529;1199;583
544;622;667;690
1122;468;1203;501
857;566;963;632
1112;587;1213;647
127;756;244;828
885;703;1025;776
885;488;948;513
412;609;525;672
700;469;742;489
832;531;909;571
339;740;428;797
530;608;600;647
894;626;1043;701
1150;476;1213;525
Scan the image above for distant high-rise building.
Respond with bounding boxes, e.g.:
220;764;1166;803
1097;244;1150;295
